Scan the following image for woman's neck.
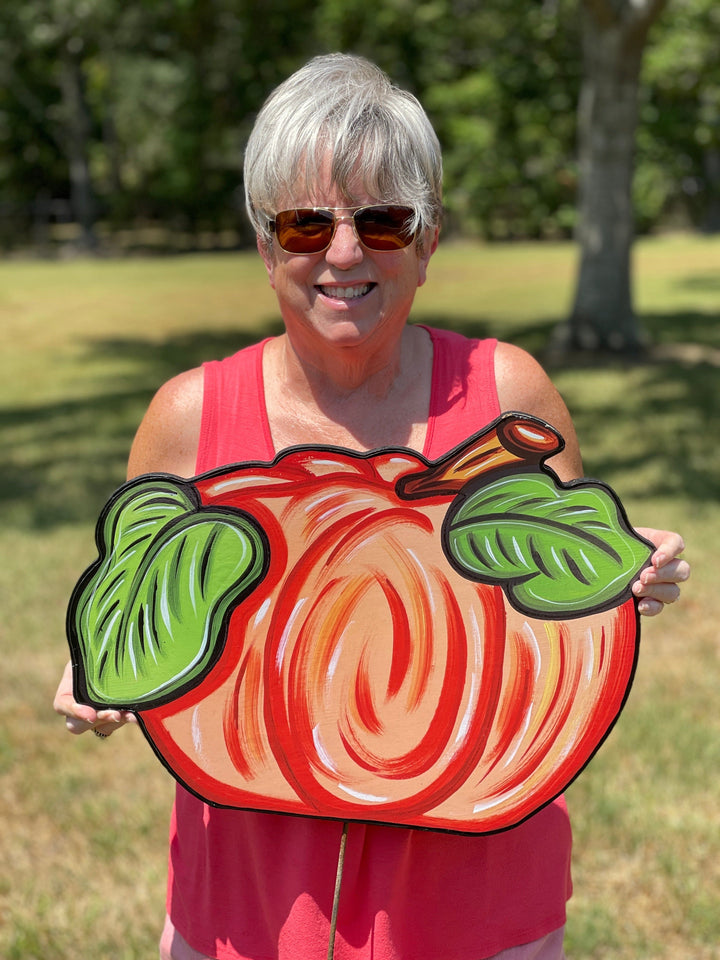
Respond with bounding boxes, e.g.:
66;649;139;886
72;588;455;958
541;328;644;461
263;326;433;452
277;327;413;400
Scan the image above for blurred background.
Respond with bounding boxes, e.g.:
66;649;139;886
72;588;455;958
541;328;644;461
1;2;718;958
1;0;717;249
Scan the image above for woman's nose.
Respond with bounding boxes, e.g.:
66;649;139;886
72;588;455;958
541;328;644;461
324;218;364;267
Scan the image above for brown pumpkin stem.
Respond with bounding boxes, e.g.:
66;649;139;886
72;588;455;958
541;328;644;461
397;415;562;499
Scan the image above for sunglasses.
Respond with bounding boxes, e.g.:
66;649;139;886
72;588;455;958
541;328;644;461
268;204;417;254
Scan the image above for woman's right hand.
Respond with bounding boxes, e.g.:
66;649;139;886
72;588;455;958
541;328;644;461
53;660;136;737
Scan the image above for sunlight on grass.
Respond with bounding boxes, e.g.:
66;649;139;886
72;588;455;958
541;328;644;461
1;234;717;959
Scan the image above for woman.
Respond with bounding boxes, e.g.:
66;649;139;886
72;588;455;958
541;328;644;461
55;54;688;960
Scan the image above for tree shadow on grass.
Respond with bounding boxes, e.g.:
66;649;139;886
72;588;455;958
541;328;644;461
2;309;717;533
1;322;283;531
557;310;720;505
428;309;720;505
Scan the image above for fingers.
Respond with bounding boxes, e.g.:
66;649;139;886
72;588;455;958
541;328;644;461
60;705;136;738
632;555;690;619
636;555;691;600
53;661;93;733
633;578;681;616
634;596;665;618
53;660;135;737
631;527;690;617
635;527;687;569
643;556;691;587
90;710;137;738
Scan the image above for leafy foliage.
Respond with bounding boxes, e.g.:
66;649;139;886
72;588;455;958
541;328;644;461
0;0;716;247
639;0;720;231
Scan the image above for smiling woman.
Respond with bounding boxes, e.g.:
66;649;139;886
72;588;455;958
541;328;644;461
53;52;689;960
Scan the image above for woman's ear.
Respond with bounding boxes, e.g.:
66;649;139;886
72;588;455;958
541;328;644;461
257;235;276;289
417;226;440;288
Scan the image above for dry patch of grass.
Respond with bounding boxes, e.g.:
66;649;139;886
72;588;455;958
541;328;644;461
0;527;174;958
566;586;720;959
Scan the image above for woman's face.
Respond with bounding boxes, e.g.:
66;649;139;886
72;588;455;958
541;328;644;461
258;172;438;363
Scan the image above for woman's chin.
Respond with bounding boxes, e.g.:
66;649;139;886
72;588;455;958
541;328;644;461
298;313;392;351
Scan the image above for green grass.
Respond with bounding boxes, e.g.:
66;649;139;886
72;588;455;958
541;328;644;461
1;233;718;959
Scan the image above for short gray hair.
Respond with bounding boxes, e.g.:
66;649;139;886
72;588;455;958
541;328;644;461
244;53;443;247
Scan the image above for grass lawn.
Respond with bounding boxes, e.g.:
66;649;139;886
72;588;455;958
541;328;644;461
0;233;717;959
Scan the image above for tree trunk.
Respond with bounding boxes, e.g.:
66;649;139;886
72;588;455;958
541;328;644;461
701;147;720;233
59;52;98;252
564;0;667;353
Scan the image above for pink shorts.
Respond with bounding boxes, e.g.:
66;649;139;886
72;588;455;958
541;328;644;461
159;915;566;960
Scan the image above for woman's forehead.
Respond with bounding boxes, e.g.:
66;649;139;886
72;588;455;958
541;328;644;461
277;154;384;210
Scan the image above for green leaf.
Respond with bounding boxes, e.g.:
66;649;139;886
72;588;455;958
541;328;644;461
69;477;268;708
444;472;652;618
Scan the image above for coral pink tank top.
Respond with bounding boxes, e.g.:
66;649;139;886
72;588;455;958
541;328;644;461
167;326;572;960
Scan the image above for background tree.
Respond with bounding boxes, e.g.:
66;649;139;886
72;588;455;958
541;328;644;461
0;0;717;357
0;0;315;248
564;0;668;352
0;0;133;250
638;0;720;233
314;0;583;241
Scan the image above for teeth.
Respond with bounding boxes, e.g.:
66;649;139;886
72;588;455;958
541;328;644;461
319;284;371;299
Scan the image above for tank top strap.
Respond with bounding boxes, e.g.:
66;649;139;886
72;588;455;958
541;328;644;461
196;339;275;473
422;326;500;459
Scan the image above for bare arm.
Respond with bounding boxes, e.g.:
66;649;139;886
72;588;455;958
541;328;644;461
495;341;582;481
127;367;204;479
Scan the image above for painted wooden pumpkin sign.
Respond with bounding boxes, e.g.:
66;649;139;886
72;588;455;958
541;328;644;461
67;412;651;834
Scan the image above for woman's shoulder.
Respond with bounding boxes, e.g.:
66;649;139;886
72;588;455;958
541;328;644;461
127;367;204;479
494;340;583;481
494;340;551;402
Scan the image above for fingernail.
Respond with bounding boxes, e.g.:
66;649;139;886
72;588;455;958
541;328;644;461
97;709;122;723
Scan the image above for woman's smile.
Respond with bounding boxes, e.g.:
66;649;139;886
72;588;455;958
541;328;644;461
315;282;376;302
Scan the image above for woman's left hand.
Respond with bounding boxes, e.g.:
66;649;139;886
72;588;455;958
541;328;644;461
632;528;689;617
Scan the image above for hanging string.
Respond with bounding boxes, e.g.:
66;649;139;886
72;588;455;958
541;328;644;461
327;820;350;960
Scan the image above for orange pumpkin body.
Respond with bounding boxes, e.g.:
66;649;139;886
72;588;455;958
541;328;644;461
140;446;638;834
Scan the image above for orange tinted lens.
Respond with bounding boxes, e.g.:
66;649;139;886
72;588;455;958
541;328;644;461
354;205;415;250
274;209;334;253
272;206;416;253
